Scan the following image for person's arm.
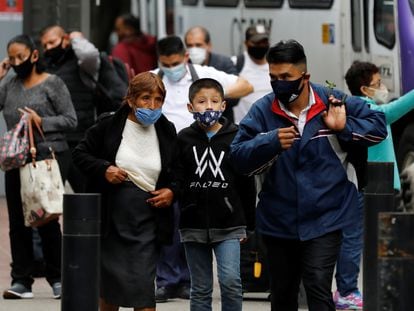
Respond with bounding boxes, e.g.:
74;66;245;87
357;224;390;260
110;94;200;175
230;96;284;175
370;89;414;124
333;94;387;146
39;76;77;132
72;119;112;180
225;76;254;99
70;32;100;80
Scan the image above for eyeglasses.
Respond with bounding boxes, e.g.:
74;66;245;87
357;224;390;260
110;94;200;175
369;80;382;89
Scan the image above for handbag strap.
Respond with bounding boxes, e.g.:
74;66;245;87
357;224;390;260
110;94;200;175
28;117;54;165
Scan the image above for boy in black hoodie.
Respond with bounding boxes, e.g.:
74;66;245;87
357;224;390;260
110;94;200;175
172;78;256;311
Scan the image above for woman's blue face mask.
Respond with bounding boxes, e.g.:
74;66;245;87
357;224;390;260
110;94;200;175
134;108;162;126
160;63;187;82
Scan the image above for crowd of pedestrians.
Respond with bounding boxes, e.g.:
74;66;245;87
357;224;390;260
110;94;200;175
2;11;405;311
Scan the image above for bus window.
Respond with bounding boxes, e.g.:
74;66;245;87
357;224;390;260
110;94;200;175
204;0;239;6
374;0;395;49
410;0;414;14
182;0;198;5
351;0;362;52
288;0;333;9
244;0;283;7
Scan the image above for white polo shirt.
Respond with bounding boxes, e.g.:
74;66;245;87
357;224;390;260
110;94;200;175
153;64;238;132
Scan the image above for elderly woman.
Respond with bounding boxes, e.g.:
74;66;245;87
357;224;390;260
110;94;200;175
73;72;176;311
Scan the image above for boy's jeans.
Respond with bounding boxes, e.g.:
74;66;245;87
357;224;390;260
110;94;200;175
184;239;243;311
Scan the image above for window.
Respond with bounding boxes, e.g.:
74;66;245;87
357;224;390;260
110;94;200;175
364;0;370;52
182;0;198;5
288;0;333;9
351;0;362;52
410;0;414;15
204;0;239;6
374;0;395;49
244;0;283;8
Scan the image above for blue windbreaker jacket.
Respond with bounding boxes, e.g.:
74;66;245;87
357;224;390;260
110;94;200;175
230;83;387;241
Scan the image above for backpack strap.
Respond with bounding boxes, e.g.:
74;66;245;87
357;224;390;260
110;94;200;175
235;54;245;74
157;63;199;82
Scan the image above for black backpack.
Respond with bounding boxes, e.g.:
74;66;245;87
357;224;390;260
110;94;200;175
81;52;129;115
319;87;368;191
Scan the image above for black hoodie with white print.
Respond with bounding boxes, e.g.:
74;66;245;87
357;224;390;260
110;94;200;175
172;117;256;243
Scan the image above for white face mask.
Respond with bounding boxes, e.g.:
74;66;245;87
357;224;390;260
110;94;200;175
188;47;207;65
370;84;389;105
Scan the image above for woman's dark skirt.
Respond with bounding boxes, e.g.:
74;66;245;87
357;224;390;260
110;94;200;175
100;182;159;308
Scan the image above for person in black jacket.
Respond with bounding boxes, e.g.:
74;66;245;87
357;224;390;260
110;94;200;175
172;78;256;311
72;72;176;311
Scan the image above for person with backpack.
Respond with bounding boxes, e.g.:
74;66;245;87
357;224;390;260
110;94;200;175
332;61;414;310
232;24;272;125
184;26;238;121
153;35;253;303
230;40;387;311
40;25;127;193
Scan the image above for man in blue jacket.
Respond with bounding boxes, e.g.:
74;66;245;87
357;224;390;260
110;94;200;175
230;40;387;311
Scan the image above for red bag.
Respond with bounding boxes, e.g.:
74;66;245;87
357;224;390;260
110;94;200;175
0;113;29;171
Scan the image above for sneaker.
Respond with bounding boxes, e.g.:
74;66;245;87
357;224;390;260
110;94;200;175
155;287;170;303
52;282;61;299
3;283;33;299
334;290;363;310
175;285;190;300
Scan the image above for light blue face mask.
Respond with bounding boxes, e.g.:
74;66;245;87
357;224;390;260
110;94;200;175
134;108;162;126
160;63;187;82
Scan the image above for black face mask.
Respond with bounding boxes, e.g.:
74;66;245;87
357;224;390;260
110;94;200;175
11;54;35;79
247;45;269;60
271;76;305;105
43;38;66;64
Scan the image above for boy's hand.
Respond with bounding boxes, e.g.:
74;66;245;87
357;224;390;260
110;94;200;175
147;188;174;208
278;126;297;150
322;95;346;131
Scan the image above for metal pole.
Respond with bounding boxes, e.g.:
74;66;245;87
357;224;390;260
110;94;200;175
363;162;394;311
61;194;101;311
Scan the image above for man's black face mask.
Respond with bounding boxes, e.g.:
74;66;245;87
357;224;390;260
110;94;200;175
271;75;305;105
43;38;66;64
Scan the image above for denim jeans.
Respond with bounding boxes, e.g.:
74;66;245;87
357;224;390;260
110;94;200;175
184;239;243;311
335;192;364;296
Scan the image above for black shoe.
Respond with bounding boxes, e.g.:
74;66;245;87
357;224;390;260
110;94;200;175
175;285;190;300
155;287;170;303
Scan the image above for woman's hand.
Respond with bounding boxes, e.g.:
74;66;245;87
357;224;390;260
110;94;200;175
105;165;128;184
147;188;174;208
18;107;42;126
0;58;10;80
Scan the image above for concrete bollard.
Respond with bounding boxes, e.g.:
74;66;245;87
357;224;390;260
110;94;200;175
363;162;394;311
61;194;101;311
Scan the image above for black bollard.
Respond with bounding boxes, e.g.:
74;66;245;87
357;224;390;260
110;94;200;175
377;212;414;310
62;194;101;311
363;162;394;311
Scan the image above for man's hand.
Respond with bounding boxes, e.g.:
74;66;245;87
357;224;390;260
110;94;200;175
69;31;84;41
147;188;174;208
278;126;297;150
322;96;346;131
105;165;128;184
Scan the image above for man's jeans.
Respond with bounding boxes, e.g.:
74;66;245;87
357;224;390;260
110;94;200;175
184;239;243;311
335;192;364;296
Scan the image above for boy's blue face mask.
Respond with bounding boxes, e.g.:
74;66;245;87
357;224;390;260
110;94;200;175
134;108;162;126
192;110;223;128
160;63;187;82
